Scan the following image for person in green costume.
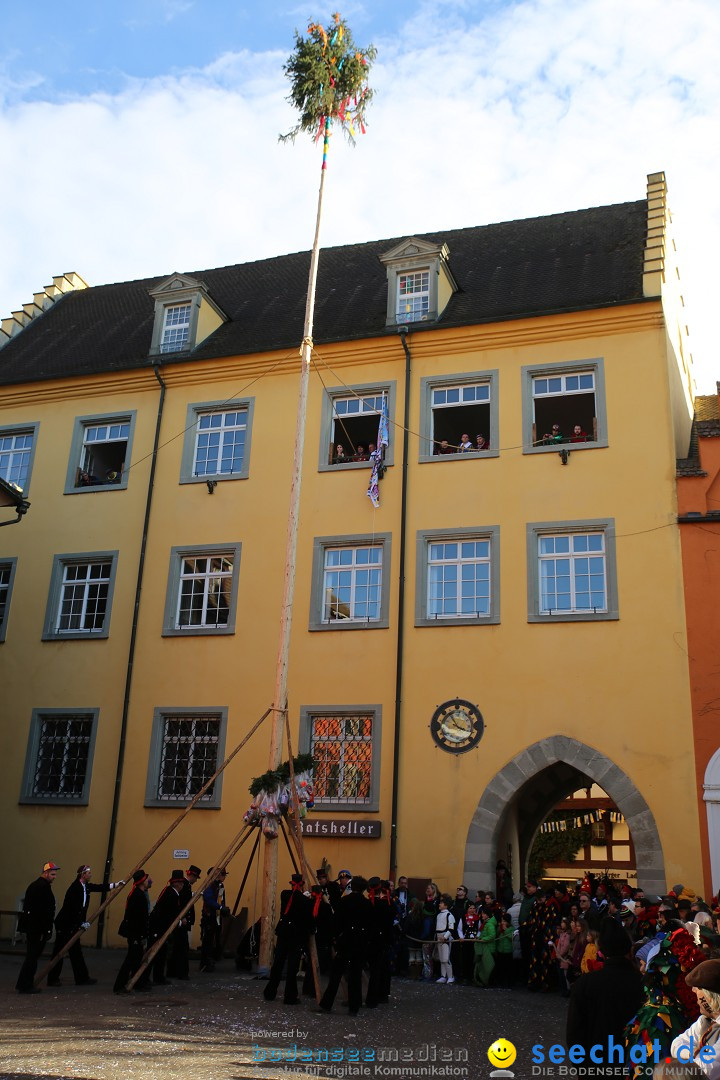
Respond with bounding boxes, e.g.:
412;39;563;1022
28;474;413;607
474;909;497;987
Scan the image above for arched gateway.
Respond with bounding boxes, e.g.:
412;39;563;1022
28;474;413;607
463;736;666;895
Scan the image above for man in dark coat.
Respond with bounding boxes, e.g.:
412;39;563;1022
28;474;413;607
167;864;200;980
49;864;124;986
264;874;313;1005
200;867;229;972
366;878;395;1007
113;870;153;993
149;869;186;985
319;876;373;1015
16;861;60;993
566;917;645;1077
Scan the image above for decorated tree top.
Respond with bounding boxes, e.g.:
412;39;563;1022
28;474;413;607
281;12;376;144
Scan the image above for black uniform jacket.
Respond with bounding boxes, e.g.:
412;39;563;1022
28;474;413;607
149;885;182;935
122;887;151;940
335;892;373;954
566;956;645;1064
22;877;56;936
275;889;313;941
55;878;105;932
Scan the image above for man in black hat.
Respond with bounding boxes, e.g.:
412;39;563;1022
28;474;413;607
263;874;312;1005
670;960;720;1073
49;864;124;987
567;917;644;1076
168;864;200;980
319;876;373;1016
149;869;186;985
114;870;153;993
16;861;60;993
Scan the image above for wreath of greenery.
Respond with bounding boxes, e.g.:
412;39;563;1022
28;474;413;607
281;12;376;144
249;753;315;796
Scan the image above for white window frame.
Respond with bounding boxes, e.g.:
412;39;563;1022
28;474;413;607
526;519;618;623
309;534;392;631
180;399;255;484
318;381;396;473
323;546;382;624
0;557;18;642
65;412;136;493
162;543;242;636
538;532;608;615
43;551;119;640
160;302;192;353
56;560;112;634
419;370;499;462
397;269;430;323
0;423;39;494
415;527;500;626
522;358;607;454
428;539;491;618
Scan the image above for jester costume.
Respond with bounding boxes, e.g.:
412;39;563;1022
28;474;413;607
624;926;706;1077
527;892;562;991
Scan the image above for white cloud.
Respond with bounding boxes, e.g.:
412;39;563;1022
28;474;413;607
1;0;719;389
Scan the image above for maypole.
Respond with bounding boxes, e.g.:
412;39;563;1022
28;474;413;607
258;13;375;972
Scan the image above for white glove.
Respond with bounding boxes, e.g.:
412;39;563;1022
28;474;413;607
81;922;91;930
110;881;125;890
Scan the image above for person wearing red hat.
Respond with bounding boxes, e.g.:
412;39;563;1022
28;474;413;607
16;861;60;993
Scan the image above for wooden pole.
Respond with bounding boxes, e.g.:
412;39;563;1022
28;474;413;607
259;120;331;973
125;824;253;990
35;705;272;986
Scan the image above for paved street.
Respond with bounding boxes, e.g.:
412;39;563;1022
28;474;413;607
0;947;568;1080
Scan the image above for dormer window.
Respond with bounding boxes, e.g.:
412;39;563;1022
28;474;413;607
148;273;226;357
379;237;458;327
161;303;192;353
397;270;430;323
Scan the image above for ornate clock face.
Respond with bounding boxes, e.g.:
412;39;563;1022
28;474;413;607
430;699;484;754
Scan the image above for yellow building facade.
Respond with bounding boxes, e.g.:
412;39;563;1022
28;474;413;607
0;173;702;939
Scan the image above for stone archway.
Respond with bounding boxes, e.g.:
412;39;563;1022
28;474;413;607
463;735;665;894
703;747;720;896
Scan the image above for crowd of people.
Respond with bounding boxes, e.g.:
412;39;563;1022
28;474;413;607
332;442;377;464
15;858;720;1074
434;432;488;454
537;422;589;445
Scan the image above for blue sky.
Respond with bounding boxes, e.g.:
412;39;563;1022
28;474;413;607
2;0;719;391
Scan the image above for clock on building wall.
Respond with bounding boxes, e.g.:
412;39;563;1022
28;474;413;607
430;698;484;754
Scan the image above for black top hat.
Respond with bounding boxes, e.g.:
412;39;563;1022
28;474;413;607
290;874;304;885
188;865;202;877
132;869;148;885
170;869;186;882
315;868;328;877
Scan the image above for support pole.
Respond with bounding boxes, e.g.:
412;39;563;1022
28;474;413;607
35;705;273;986
126;825;253;990
259;121;330;973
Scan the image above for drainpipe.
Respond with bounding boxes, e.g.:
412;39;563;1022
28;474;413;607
97;363;166;946
389;328;411;881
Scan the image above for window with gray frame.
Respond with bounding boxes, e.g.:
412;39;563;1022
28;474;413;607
526;519;618;622
418;371;499;461
20;709;98;805
319;381;395;472
43;551;119;640
180;399;254;484
299;705;382;811
65;412;136;492
145;709;227;808
162;543;242;636
0;423;39;493
522;359;607;453
415;527;500;626
0;558;17;642
309;533;391;631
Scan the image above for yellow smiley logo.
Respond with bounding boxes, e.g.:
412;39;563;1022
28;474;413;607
487;1039;517;1069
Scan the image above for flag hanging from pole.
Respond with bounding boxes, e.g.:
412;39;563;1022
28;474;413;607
366;394;389;508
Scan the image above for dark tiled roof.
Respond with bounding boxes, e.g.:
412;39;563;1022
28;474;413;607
697;420;720;438
0;199;649;387
676;458;707;477
695;396;720;421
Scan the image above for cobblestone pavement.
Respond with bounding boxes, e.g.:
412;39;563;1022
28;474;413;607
0;948;568;1080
